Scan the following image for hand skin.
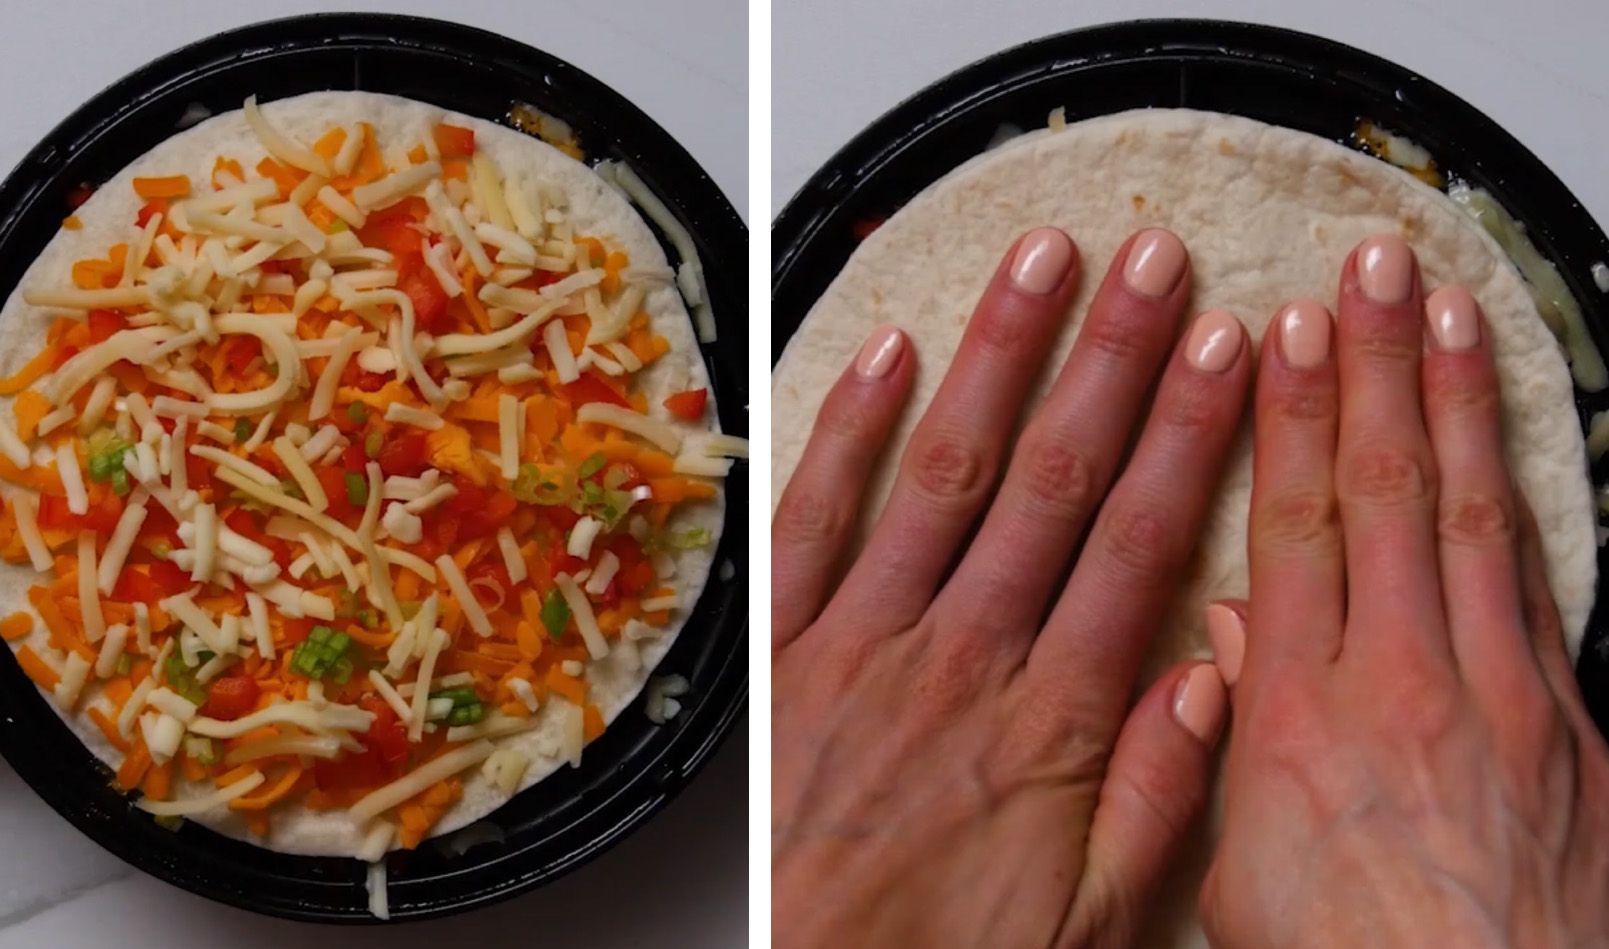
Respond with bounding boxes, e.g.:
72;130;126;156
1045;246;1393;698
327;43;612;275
772;227;1248;948
1202;236;1609;949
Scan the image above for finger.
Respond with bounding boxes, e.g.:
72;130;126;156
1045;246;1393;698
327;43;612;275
1418;287;1539;697
1246;298;1344;668
1333;234;1448;662
1205;599;1248;688
772;324;915;650
1028;310;1251;726
1514;494;1591;721
829;227;1080;630
1080;662;1227;930
936;229;1191;648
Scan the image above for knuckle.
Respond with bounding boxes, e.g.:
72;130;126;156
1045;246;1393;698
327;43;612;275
905;432;990;506
773;489;849;547
1155;382;1220;433
1079;315;1147;364
1424;364;1499;415
1438;492;1513;547
1352;328;1420;365
1100;506;1175;575
1338;444;1433;507
1254;490;1340;553
1269;384;1337;423
814;390;880;441
971;304;1035;355
1014;438;1098;522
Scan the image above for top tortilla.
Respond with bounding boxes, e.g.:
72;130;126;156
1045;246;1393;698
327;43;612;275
771;108;1597;947
0;90;724;857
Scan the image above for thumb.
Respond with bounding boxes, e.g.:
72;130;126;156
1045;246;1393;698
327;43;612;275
1079;661;1227;931
1205;599;1248;688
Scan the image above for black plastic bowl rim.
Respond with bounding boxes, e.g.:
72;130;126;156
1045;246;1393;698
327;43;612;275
772;18;1609;732
0;12;747;923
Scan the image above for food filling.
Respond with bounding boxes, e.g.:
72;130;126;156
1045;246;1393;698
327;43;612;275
0;97;742;851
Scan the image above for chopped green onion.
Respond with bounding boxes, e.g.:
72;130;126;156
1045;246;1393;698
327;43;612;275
110;469;131;496
345;472;368;507
513;464;571;505
346;402;369;425
278;478;304;501
580;481;605;508
578;452;607;479
364;430;383;458
183;735;216;764
667;528;712;549
540;588;571;641
87;437;133;482
115;653;133;676
290;625;351;680
162;652;206;704
358;609;378;630
234;418;254;443
447;702;487;726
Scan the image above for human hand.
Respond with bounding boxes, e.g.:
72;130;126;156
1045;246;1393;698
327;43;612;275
1202;235;1609;948
772;227;1249;947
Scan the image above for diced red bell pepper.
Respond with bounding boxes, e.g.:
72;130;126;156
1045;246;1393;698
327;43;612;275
221;334;261;374
400;270;451;334
111;562;187;605
539;503;580;532
66;183;96;210
442;477;516;540
376;431;429;477
432;123;476;159
562;373;628;408
87;309;126;344
38;492;123;533
200;676;260;720
135;198;168;228
315;697;407;790
663;388;708;421
315;465;358;519
148;559;192;595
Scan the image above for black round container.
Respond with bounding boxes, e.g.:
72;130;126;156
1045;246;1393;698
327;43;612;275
0;13;747;922
773;18;1609;734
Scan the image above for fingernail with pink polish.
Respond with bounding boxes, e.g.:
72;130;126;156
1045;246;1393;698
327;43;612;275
1205;604;1246;687
1356;234;1414;304
1185;310;1243;373
1174;664;1228;745
1122;228;1187;297
1009;227;1073;295
1278;298;1331;369
854;324;904;379
1425;285;1480;351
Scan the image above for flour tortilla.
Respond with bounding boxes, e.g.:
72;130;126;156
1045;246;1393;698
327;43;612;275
0;91;724;856
772;108;1597;947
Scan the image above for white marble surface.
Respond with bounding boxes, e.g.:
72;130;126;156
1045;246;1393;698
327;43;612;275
773;0;1609;229
0;1;746;946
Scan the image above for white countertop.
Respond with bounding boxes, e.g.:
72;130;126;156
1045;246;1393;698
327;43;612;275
774;0;1609;229
0;2;745;947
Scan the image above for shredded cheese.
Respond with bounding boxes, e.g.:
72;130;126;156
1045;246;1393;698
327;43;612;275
272;436;330;511
98;497;149;595
243;95;330;176
434;554;494;637
554;573;608;659
137;770;266;816
407;628;449;741
383;402;444;430
543;319;579;383
575;403;682;454
350;739;496;824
